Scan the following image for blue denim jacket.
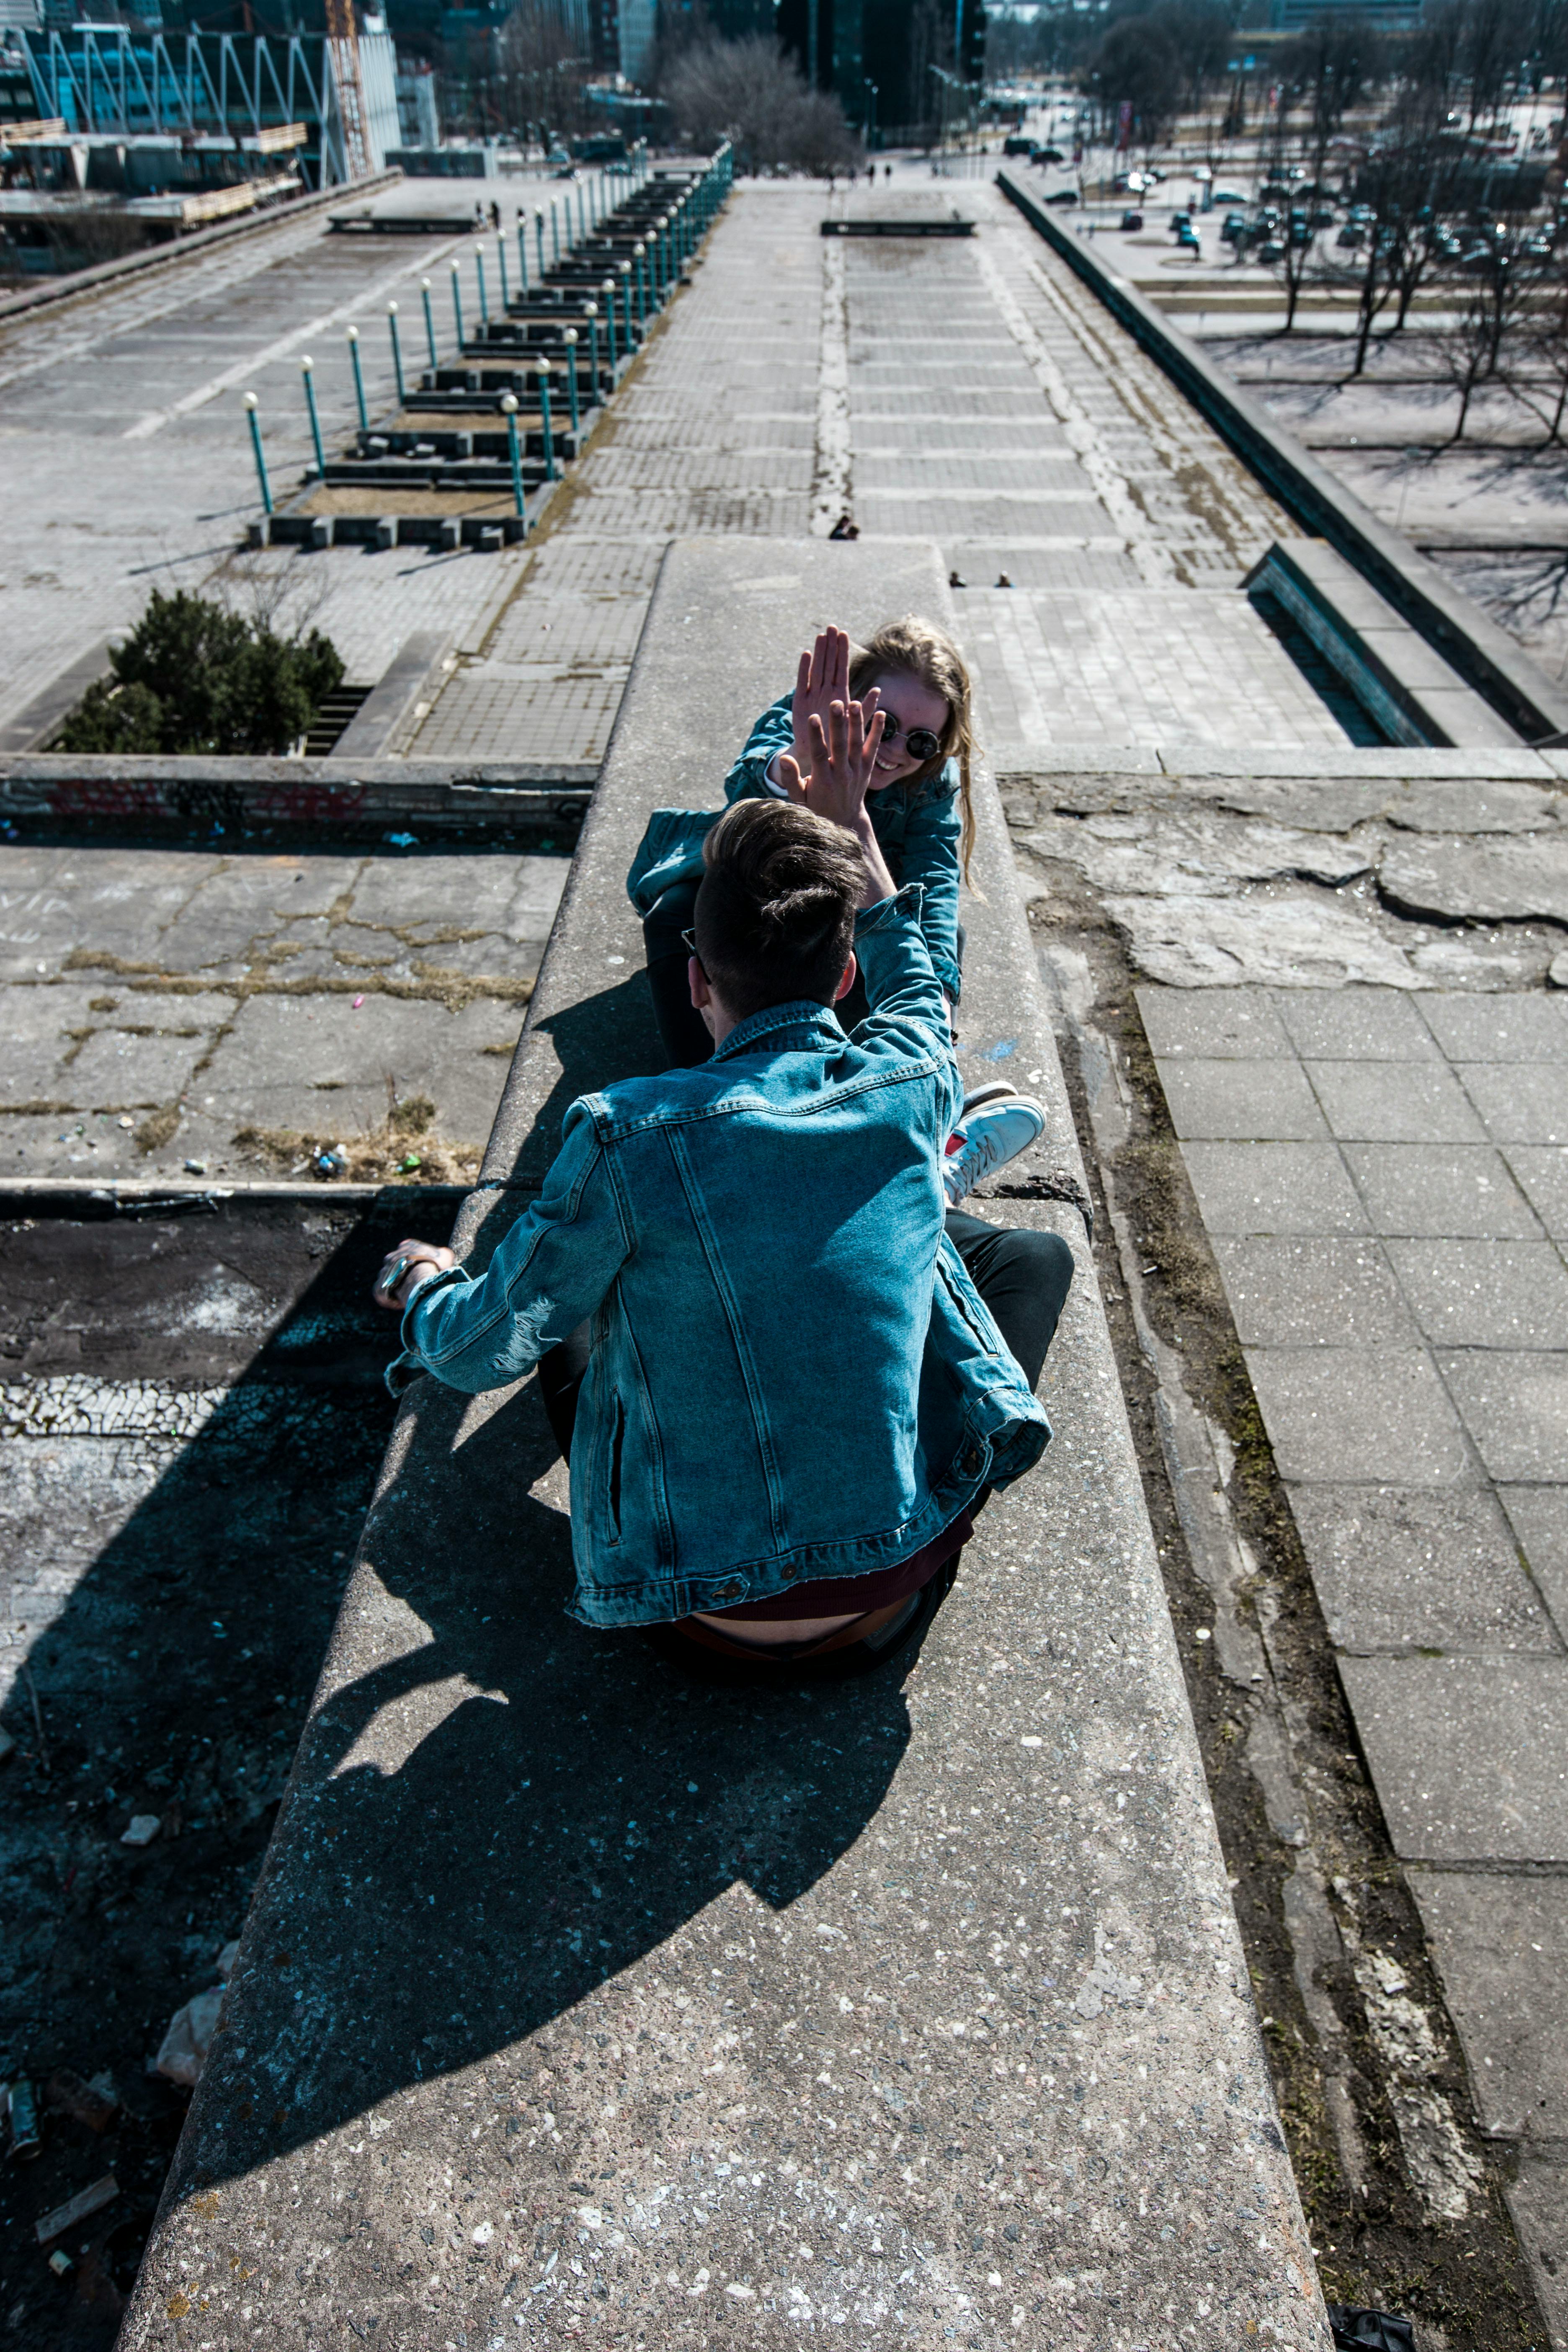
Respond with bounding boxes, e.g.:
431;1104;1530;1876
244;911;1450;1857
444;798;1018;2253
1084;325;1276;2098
396;890;1050;1628
726;694;965;1005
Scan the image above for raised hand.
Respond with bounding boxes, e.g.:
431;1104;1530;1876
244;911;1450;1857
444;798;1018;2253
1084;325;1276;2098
787;627;879;779
777;698;897;906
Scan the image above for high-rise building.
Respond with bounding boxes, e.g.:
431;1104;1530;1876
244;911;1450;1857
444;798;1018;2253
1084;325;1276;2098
779;0;984;142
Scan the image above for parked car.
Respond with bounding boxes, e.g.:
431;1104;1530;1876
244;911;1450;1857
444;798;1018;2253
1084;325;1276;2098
1169;208;1191;230
1257;239;1286;263
1044;186;1079;205
1035;144;1065;165
1336;224;1364;248
1119;209;1144;231
1212;186;1248;204
1003;136;1036;157
1176;222;1201;250
1219;211;1247;242
1309;206;1336;228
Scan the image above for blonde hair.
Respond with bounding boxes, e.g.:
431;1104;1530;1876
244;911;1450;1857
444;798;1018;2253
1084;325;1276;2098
848;616;980;889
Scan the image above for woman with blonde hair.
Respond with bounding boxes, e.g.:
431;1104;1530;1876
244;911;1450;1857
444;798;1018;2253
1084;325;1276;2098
633;619;1045;1203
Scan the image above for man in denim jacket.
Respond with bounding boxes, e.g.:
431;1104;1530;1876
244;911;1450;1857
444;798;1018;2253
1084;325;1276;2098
374;701;1068;1668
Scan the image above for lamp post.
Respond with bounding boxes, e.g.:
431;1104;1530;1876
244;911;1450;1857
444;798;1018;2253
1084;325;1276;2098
497;235;509;307
535;206;546;278
535;360;557;481
500;389;527;525
601;276;618;374
346;324;367;431
517;214;529;294
475;243;488;323
584;300;600;399
619;259;632;350
550;199;560;262
242;390;273;514
299;353;325;476
562;325;580;432
387;302;406;406
632;239;647;327
420;275;438;368
449;258;465;348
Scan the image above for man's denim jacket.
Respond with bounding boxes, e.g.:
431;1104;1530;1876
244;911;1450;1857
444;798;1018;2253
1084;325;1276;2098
726;694;964;1005
395;889;1049;1628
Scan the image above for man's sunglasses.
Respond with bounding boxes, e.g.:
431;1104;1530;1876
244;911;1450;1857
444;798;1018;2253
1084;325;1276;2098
876;714;943;764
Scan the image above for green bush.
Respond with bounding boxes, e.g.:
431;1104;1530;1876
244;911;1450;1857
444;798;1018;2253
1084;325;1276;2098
56;590;345;758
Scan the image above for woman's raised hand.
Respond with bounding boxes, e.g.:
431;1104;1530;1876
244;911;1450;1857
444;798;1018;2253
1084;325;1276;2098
777;696;886;831
788;627;879;778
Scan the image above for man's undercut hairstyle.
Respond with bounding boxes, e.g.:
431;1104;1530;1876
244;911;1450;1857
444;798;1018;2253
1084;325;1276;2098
694;799;865;1023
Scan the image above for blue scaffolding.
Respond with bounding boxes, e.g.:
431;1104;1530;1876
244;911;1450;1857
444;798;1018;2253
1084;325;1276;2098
15;27;393;187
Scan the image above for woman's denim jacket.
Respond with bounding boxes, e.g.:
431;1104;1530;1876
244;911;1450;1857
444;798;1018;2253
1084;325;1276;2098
726;694;964;1005
396;890;1049;1628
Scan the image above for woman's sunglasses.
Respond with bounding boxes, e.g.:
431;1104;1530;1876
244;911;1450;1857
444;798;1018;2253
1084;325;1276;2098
876;714;943;763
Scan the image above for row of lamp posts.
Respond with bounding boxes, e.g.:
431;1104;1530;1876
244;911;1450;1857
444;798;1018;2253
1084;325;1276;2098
240;142;734;533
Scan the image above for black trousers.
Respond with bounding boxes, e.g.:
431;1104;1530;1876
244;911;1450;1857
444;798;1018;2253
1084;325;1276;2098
539;1212;1073;1461
642;877;965;1069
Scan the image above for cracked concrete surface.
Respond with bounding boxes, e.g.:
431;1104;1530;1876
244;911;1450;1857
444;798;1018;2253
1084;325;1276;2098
1006;765;1568;993
0;846;566;1180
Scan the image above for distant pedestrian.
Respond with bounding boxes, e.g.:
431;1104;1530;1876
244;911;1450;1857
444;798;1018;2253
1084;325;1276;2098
884;163;891;180
489;198;501;230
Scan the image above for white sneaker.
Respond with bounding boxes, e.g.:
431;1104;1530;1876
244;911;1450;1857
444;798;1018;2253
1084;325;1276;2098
942;1094;1046;1204
960;1079;1019;1117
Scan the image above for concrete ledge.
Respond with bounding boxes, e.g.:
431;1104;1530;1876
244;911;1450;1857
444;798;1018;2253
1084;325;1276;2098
999;744;1561;783
1246;541;1522;752
330;632;454;759
0;754;593;834
117;539;1322;2349
998;167;1568;746
0;637;117;755
0;170;405;324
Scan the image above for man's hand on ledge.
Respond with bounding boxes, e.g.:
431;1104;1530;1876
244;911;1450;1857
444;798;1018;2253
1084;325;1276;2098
372;1239;456;1313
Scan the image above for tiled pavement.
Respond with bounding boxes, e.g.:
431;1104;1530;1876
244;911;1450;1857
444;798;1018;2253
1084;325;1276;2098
1141;981;1568;2304
406;177;1350;766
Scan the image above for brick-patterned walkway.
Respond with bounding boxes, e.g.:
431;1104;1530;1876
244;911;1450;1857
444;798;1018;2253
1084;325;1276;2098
406;180;1351;767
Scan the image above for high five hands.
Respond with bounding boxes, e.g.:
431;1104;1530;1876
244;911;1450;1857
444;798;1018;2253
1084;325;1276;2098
779;630;897;906
788;627;880;782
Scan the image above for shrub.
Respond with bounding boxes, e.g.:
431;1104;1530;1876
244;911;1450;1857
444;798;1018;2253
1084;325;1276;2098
56;589;345;757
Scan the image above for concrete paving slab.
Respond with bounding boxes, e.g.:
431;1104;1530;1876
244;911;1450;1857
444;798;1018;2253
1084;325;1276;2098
1436;1351;1568;1484
1504;2158;1568;2352
1246;1348;1473;1484
1269;986;1441;1062
1306;1060;1488;1145
1500;1486;1568;1642
1180;1139;1370;1235
1508;1146;1568;1240
1385;1239;1568;1349
1287;1484;1558;1654
64;1026;215;1110
1135;983;1292;1058
119;542;1322;2352
1412;1872;1568;2137
1341;1144;1545;1239
1210;1236;1416;1348
1459;1061;1568;1146
1337;1656;1568;1860
1421;994;1568;1063
1157;1056;1328;1140
200;994;523;1148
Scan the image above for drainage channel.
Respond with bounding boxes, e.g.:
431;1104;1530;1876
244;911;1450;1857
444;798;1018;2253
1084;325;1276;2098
0;1186;456;2349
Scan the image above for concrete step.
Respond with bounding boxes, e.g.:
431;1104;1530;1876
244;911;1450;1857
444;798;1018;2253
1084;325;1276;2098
119;538;1323;2349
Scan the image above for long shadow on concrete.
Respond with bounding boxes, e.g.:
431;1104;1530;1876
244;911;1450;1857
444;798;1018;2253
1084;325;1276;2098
179;1365;916;2182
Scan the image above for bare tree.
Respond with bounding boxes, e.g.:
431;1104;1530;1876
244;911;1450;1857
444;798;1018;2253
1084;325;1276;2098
660;35;860;174
498;0;591;147
1443;224;1552;436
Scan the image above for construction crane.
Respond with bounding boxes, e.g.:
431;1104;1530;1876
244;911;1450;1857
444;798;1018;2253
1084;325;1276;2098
323;0;371;182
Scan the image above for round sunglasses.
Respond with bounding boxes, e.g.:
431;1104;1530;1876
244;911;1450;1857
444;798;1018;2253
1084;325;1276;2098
875;714;943;763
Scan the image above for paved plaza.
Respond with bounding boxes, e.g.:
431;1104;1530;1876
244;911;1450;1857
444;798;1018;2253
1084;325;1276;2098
5;151;1568;2350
